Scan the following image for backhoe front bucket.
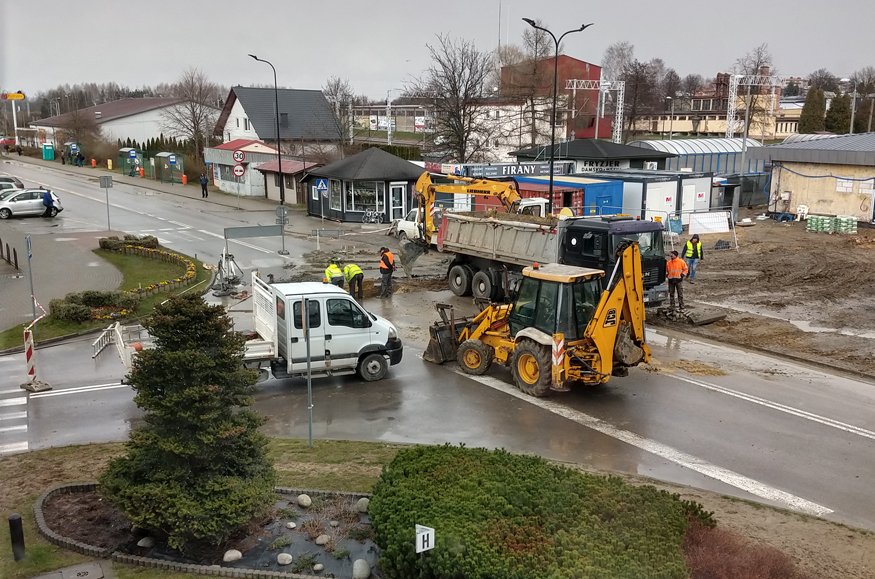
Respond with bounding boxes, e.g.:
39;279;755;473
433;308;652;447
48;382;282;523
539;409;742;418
398;239;428;277
423;322;458;364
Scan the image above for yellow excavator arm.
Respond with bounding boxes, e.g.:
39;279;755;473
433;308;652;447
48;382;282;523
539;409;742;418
413;172;523;245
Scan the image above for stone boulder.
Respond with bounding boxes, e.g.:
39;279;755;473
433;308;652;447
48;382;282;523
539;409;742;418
285;521;297;529
277;553;293;565
313;563;325;572
315;534;331;546
355;497;370;513
136;536;155;548
297;494;312;508
353;558;371;579
223;549;242;563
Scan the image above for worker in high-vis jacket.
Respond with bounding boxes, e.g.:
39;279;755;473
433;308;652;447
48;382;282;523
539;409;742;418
683;234;704;284
379;247;396;298
324;258;344;288
666;250;689;311
343;262;364;300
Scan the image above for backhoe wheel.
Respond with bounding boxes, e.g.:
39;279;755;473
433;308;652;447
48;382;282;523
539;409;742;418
457;339;493;375
472;270;498;301
448;264;473;297
511;340;552;397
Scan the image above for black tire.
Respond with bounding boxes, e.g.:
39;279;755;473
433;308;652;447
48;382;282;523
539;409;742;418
448;264;473;297
457;339;493;375
398;231;408;241
0;208;10;219
511;340;552;397
471;270;497;301
377;213;384;224
50;207;59;217
358;352;389;382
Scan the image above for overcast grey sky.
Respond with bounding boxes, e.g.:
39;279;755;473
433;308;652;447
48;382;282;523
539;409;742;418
1;0;873;99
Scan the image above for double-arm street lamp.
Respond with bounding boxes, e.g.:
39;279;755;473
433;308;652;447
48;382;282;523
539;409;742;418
522;18;593;214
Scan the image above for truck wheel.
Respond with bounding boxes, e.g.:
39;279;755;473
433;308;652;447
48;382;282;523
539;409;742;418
472;270;498;301
457;339;493;375
448;264;473;297
398;231;408;241
358;353;389;382
511;340;552;397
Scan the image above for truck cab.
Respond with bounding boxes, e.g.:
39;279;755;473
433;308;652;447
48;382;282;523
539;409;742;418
559;216;668;305
246;274;403;382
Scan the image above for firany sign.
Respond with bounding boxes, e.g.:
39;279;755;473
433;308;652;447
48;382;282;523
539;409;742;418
465;161;575;178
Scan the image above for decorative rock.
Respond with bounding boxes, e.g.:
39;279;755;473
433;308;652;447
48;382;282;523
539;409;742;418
313;563;325;572
355;497;370;513
285;522;297;529
315;534;331;546
353;558;371;579
329;520;340;528
136;536;155;548
277;553;293;565
297;494;312;508
223;549;242;563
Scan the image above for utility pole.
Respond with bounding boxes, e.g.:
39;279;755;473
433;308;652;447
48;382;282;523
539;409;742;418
734;79;752;223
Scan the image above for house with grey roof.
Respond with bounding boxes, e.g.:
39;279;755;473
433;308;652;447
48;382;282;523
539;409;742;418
213;86;343;159
29;98;183;145
747;132;875;223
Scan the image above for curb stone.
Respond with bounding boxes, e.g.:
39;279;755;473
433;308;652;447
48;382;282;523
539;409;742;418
34;482;373;579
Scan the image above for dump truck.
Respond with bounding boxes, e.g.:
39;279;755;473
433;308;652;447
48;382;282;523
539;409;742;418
439;212;668;306
423;241;651;396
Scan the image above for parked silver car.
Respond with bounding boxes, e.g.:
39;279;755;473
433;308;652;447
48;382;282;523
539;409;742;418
0;188;64;219
0;175;25;189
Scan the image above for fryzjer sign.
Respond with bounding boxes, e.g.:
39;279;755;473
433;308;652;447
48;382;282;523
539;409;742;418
465;161;574;178
575;159;630;172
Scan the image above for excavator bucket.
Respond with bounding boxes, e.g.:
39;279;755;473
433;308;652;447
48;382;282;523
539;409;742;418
422;304;470;364
398;238;428;277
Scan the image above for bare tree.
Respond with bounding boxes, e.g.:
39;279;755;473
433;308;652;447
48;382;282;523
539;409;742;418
808;68;839;92
601;41;634;82
734;44;777;135
852;66;875;96
409;34;496;163
681;73;705;108
322;76;356;145
622;60;655;142
160;68;223;154
59;108;102;144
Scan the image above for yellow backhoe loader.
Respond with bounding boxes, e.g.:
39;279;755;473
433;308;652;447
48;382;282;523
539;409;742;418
423;241;651;396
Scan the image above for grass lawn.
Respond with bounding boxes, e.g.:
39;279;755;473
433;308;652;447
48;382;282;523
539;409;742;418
0;440;403;579
0;248;212;351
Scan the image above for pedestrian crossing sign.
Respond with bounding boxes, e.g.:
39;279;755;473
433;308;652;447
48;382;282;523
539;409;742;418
316;179;328;192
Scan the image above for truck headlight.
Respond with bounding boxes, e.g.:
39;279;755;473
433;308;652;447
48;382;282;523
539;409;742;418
388;327;397;340
658;291;667;299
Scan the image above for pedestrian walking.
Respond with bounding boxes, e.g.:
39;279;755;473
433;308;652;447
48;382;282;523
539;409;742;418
343;262;364;300
683;234;704;284
16;144;22;156
60;152;65;165
41;188;55;218
324;258;345;288
199;174;209;198
666;250;689;311
379;247;396;298
3;144;9;155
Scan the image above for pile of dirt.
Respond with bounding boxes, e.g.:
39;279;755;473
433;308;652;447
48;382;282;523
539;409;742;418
44;491;132;550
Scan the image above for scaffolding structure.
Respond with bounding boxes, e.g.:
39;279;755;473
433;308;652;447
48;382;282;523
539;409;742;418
724;74;784;138
565;79;625;144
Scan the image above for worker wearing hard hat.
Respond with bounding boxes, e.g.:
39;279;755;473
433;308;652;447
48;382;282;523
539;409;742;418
343;262;364;300
324;258;345;288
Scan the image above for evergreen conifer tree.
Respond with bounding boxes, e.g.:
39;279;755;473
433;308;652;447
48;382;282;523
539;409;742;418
798;87;826;133
824;93;852;134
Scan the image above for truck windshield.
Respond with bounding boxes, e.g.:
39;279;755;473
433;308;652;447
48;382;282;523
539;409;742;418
610;231;664;258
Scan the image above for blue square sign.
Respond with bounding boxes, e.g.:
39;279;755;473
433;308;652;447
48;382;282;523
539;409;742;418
129;149;137;158
169;154;176;165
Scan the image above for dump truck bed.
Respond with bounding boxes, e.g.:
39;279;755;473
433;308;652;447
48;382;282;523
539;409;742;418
439;212;560;267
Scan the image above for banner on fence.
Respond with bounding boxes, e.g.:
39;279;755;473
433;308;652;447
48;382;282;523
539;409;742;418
689;211;731;235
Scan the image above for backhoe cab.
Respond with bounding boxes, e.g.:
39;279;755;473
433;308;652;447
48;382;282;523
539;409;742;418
423;242;651;396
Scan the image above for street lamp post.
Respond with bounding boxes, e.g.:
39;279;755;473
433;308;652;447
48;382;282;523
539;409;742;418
522;18;593;214
249;54;289;255
841;77;858;134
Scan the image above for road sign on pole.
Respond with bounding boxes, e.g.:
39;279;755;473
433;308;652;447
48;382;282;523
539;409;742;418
233;150;246;163
169;154;177;165
128;149;136;158
233;164;246;177
415;525;435;553
100;176;113;231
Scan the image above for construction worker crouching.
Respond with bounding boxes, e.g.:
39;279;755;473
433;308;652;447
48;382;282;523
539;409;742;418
666;250;689;312
324;258;345;288
343;262;364;300
379;247;396;298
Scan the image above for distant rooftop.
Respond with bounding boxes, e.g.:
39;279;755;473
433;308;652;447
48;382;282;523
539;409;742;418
30;98;183;128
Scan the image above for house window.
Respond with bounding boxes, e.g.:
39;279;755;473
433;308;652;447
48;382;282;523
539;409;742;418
286;175;294;188
236;118;239;128
244;118;250;131
692;100;702;111
274;174;282;187
495;110;501;119
344;181;385;213
330;179;342;211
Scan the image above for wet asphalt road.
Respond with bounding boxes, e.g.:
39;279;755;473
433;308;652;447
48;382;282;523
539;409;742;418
1;161;874;532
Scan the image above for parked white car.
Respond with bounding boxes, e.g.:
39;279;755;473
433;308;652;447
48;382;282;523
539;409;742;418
393;209;443;246
0;188;63;219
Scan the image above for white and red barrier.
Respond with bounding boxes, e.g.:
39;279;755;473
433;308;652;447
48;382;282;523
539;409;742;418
20;296;50;392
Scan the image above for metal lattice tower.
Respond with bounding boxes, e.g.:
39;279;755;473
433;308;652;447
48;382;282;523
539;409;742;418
724;74;784;138
565;79;626;144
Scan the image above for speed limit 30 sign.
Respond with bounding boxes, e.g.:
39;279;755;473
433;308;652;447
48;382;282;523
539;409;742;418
232;150;246;163
233;164;246;177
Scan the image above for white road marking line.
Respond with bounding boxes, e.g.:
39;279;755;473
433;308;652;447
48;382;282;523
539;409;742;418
197;230;288;257
139;229;156;232
0;397;27;407
671;375;875;441
156;238;173;244
0;424;27;433
0;356;18;362
0;442;29;454
159;228;175;231
0;411;27;421
30;383;127;399
455;369;833;517
167;221;190;228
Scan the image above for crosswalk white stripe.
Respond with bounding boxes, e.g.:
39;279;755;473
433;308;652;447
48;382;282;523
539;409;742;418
0;442;29;454
0;411;27;421
0;397;27;407
30;383;127;399
0;424;27;433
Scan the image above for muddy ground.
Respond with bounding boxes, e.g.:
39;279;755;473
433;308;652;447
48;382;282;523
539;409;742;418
654;209;875;379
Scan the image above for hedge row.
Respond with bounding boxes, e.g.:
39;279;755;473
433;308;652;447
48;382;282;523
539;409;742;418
370;445;714;579
50;290;141;323
99;234;159;251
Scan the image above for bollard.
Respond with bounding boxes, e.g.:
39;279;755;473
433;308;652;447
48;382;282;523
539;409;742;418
13;247;19;270
139;168;145;178
9;513;25;561
108;159;113;170
0;237;4;259
91;158;96;168
181;174;187;185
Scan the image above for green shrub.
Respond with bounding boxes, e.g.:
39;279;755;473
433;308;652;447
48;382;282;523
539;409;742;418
370;445;714;579
99;237;123;251
63;292;85;305
49;299;94;323
99;235;159;251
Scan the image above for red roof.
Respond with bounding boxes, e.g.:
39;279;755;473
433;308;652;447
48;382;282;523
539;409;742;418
214;139;276;151
255;159;321;175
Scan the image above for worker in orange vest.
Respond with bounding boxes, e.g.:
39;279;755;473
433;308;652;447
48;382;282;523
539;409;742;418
666;250;689;311
379;247;396;298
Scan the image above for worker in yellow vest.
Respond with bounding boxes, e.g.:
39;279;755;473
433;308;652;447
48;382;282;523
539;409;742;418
324;258;344;288
343;262;364;300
